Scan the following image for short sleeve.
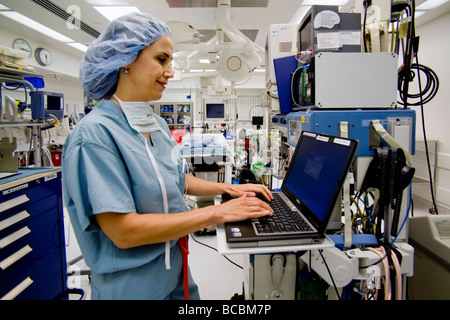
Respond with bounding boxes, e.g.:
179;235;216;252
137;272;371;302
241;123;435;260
63;138;136;232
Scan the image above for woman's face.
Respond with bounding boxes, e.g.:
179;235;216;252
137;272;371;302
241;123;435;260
124;35;174;101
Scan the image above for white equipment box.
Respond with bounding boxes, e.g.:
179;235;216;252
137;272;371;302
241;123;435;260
313;52;398;109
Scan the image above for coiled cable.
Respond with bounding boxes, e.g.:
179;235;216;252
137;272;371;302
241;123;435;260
397;63;439;106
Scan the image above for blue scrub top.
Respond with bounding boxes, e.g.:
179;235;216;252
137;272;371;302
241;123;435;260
62;100;199;299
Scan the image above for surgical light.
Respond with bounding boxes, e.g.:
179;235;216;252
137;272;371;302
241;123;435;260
93;6;140;21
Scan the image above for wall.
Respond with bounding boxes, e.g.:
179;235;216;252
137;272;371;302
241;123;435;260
0;26;84;115
410;11;450;210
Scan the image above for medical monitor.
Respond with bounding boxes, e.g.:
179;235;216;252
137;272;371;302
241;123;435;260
30;91;64;120
205;103;225;121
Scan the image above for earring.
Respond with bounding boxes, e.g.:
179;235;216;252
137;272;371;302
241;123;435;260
123;68;128;74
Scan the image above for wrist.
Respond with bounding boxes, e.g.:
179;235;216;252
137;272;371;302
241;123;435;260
221;183;239;197
199;204;224;225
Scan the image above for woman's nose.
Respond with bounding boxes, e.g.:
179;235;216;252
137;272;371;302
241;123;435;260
165;64;175;79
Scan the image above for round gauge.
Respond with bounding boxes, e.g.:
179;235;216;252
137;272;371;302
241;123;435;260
12;38;32;58
35;47;52;66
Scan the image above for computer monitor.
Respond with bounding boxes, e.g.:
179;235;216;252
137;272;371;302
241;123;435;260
298;14;312;52
297;5;361;54
205;103;225;121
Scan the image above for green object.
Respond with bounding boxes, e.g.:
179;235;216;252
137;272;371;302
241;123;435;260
251;162;265;177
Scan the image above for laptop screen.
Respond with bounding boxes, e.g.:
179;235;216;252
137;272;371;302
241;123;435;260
282;131;357;227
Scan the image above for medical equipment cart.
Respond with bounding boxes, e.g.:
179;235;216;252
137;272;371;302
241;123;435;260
0;167;68;300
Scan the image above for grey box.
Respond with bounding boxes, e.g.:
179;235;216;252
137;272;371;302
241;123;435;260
313;52;398;109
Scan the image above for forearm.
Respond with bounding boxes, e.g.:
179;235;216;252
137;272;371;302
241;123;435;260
185;174;229;196
96;207;218;249
95;190;273;249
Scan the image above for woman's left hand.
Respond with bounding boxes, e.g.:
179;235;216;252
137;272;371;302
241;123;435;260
223;183;273;202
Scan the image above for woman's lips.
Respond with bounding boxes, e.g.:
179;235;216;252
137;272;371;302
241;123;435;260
157;81;167;89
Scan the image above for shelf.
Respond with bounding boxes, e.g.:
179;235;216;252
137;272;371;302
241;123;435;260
216;224;335;255
154;102;192;129
0;66;42;79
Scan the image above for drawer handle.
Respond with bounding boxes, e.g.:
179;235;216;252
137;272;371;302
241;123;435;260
1;276;33;300
0;245;32;270
0;194;30;213
0;210;30;232
0;226;31;249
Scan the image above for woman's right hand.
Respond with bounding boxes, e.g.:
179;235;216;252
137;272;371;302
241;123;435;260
212;194;273;224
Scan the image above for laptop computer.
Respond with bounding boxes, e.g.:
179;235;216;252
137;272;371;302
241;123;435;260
225;131;358;248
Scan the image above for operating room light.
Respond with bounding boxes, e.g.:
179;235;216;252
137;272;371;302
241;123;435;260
0;10;88;52
94;5;140;21
66;42;88;53
302;0;349;5
0;11;74;43
416;0;450;10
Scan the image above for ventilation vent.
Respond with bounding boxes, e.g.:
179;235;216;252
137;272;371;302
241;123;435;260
32;0;100;38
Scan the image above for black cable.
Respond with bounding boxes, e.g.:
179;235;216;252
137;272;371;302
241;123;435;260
318;249;341;300
266;90;279;100
362;0;372;52
190;233;243;270
415;53;439;215
395;0;439;215
397;63;439;106
359;253;388;269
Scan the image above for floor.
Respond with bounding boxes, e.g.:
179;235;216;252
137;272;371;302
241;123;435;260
66;195;445;300
188;232;246;300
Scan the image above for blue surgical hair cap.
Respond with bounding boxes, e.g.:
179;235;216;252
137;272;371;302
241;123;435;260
80;12;172;100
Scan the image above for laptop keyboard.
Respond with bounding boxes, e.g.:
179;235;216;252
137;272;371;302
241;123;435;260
253;193;313;234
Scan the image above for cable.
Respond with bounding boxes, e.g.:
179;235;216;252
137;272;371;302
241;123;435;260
397;63;439;107
394;0;439;214
390;185;412;245
362;0;372;52
267;253;286;299
416;53;439;215
318;249;341;300
190;233;243;269
390;249;402;300
366;246;391;300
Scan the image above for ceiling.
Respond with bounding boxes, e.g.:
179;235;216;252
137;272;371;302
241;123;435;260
0;0;306;58
1;0;449;77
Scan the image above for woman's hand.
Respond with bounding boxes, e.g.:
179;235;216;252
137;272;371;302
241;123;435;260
212;194;273;224
222;183;273;202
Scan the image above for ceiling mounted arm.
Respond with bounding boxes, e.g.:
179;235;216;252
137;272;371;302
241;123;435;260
215;0;262;82
216;0;264;53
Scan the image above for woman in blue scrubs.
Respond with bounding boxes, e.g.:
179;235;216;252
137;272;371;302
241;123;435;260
62;12;273;300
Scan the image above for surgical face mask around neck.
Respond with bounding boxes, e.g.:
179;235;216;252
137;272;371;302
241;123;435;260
114;94;161;133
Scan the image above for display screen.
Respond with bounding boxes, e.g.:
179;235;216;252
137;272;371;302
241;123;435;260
299;15;312;51
283;133;354;222
47;94;62;110
206;103;225;119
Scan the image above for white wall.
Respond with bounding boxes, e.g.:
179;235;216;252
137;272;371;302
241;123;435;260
410;12;450;210
0;26;85;115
